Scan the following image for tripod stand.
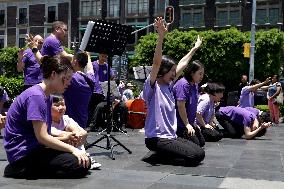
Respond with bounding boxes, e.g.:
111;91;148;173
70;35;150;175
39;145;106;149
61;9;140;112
80;20;132;159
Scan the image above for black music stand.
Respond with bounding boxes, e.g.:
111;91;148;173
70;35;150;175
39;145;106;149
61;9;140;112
79;20;132;159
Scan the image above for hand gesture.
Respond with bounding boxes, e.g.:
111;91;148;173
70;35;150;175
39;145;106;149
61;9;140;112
194;35;202;49
186;124;195;136
0;115;6;129
154;17;167;38
25;34;37;49
205;124;214;130
72;148;90;168
18;49;27;61
260;122;272;129
264;77;271;84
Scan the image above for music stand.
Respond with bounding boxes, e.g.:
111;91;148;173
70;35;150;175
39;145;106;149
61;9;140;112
133;66;152;80
80;20;132;159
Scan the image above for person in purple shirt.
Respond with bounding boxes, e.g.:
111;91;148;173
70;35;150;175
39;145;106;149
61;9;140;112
3;56;90;179
195;83;224;142
0;86;9;114
239;78;270;108
173;60;205;147
27;21;73;62
142;17;204;166
216;106;272;139
17;35;44;90
64;52;94;129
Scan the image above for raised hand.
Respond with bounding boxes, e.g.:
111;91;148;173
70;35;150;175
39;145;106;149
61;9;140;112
154;17;167;38
194;35;203;49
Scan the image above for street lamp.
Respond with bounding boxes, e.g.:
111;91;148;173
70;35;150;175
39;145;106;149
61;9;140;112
249;0;256;83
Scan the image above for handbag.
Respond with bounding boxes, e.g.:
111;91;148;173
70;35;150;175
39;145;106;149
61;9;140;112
275;83;283;105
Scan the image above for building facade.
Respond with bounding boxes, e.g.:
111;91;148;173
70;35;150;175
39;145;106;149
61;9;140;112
0;0;282;49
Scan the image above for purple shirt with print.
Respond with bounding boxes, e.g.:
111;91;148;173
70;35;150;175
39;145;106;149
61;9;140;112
143;77;177;139
173;77;199;127
92;61;114;94
22;48;43;85
239;86;254;108
218;106;256;127
196;93;215;125
3;85;52;163
64;72;94;128
41;35;63;56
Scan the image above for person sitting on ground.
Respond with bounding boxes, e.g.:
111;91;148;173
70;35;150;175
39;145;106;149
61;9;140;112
239;78;270;108
122;82;135;102
142;17;204;166
173;60;205;147
195;83;224;142
3;56;90;179
216;106;271;139
50;95;101;169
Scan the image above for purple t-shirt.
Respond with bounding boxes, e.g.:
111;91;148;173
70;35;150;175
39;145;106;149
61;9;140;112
3;85;52;163
92;61;114;94
239;86;254;108
41;35;63;56
64;72;93;128
173;77;198;127
22;48;43;85
244;107;260;117
196;93;215;125
218;106;256;127
1;89;9;102
143;78;177;139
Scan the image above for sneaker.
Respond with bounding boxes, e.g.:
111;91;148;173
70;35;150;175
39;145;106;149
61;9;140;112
90;161;101;169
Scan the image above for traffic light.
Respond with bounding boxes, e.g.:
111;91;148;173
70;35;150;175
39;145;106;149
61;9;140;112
164;6;174;24
243;43;250;58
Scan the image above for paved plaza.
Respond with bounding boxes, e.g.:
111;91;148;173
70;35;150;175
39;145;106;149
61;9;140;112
0;125;284;189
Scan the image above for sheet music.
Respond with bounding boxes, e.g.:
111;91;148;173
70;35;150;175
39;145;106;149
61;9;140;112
79;21;95;51
100;81;120;97
133;66;152;79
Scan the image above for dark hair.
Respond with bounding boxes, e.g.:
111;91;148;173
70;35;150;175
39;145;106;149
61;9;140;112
157;55;176;78
52;94;64;104
184;60;204;82
206;83;225;95
255;128;267;138
52;21;67;32
273;74;279;81
41;56;73;79
258;112;271;123
249;79;260;86
0;86;4;99
74;52;88;68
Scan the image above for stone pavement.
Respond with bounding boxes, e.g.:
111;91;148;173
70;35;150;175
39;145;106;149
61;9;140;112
0;125;283;189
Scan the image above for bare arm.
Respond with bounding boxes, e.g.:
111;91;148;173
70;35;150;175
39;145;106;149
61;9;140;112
244;122;271;140
175;35;202;80
84;52;94;74
149;17;167;86
59;51;74;62
248;77;270;92
17;49;25;72
177;101;195;136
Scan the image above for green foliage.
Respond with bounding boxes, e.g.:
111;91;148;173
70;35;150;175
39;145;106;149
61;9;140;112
134;28;284;92
0;47;20;77
63;47;75;55
0;76;24;99
255;105;269;112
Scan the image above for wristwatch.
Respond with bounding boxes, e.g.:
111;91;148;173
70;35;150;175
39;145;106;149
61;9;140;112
32;47;38;53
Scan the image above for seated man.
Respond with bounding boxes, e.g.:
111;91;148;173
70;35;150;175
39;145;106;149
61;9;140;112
216;106;271;139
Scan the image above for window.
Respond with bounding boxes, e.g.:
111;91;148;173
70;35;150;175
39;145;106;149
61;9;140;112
269;8;279;24
19;8;27;24
180;8;204;28
92;0;101;16
127;0;138;14
19;38;25;48
48;6;56;23
138;0;148;14
230;10;240;25
0;38;4;49
81;1;91;16
256;2;280;25
217;11;228;26
0;10;5;26
155;0;165;14
108;0;119;17
216;7;241;26
180;0;205;5
256;9;267;24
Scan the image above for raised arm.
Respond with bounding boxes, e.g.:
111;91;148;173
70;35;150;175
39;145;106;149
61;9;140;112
17;49;25;72
84;52;94;74
248;77;270;92
149;17;167;86
175;35;202;79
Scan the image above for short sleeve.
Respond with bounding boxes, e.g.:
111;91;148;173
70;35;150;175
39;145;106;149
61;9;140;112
173;82;189;101
26;95;47;122
197;96;210;114
143;77;155;103
241;86;250;95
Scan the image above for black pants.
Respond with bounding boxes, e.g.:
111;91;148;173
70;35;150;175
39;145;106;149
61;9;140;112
176;126;205;147
88;93;105;128
89;101;128;131
215;113;244;138
4;147;90;179
201;127;223;142
145;137;205;166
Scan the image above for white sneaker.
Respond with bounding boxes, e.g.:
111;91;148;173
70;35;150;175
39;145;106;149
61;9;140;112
90;162;102;169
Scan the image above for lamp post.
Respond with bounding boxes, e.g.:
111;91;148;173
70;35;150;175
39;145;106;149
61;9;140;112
249;0;256;83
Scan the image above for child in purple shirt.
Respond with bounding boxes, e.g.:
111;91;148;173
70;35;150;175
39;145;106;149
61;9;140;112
173;60;205;147
142;17;204;166
216;106;271;139
3;56;90;179
195;83;224;142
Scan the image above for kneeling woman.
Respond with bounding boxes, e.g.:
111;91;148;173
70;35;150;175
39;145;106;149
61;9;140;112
143;17;205;166
216;106;271;139
3;56;90;179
